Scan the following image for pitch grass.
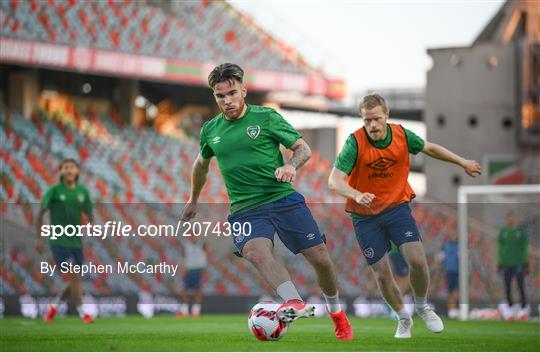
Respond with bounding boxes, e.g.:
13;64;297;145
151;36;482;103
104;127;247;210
0;315;539;351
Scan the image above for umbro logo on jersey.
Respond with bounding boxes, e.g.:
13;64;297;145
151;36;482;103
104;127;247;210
211;136;221;144
366;157;397;171
306;233;315;240
405;231;414;237
246;125;260;139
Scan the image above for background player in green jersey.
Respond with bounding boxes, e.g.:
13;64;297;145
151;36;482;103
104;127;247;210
181;63;353;340
497;211;529;320
36;158;94;324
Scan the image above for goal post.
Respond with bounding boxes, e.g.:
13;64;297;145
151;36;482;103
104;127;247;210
457;184;540;320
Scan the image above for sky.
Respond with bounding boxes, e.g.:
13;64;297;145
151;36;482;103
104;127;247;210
231;0;505;99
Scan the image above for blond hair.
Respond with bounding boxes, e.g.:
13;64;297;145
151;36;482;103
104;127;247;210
358;93;388;115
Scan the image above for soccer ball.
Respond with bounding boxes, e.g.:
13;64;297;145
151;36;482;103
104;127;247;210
248;303;288;341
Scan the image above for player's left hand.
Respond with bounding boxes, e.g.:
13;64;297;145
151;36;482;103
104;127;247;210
275;164;296;183
462;160;481;177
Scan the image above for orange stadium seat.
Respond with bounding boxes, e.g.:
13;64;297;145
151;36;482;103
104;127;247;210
1;0;308;73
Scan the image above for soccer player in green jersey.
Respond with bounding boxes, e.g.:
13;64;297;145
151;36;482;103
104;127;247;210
181;63;353;340
498;211;529;320
36;158;95;324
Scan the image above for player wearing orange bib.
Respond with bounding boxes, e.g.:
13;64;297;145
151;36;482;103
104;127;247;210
328;94;481;338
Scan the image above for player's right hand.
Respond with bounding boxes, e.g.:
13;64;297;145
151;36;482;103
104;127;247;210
354;192;375;208
181;201;198;221
35;239;44;254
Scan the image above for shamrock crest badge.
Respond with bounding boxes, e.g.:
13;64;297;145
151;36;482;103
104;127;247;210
246;125;260;139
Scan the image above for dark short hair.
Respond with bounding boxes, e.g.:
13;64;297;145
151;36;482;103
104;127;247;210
59;158;79;182
208;63;244;89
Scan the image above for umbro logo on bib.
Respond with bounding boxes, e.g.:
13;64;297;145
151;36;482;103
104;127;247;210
246;125;260;139
366;157;397;171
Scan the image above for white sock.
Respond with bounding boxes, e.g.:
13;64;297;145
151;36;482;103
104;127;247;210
415;296;428;310
192;304;201;315
276;281;302;302
323;292;342;313
179;304;189;315
397;307;411;320
76;305;85;318
403;294;413;304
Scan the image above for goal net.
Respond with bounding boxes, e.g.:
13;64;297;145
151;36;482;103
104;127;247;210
457;184;540;320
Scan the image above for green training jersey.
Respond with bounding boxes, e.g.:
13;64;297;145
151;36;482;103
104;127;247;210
334;124;425;175
200;105;301;214
498;226;528;267
41;181;92;248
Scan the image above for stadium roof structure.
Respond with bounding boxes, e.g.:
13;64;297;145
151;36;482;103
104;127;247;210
0;0;345;99
473;0;540;45
473;1;540;45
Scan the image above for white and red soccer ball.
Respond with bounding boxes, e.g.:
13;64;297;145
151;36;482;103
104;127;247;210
248;302;288;341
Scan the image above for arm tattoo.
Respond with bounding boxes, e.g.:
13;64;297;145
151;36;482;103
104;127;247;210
287;143;311;169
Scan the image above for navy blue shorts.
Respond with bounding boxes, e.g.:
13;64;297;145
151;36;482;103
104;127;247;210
390;251;409;277
51;245;84;266
503;266;524;281
184;269;203;290
352;203;421;265
229;192;325;256
446;271;459;292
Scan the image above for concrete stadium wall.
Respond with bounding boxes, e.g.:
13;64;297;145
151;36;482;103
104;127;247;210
426;43;519;202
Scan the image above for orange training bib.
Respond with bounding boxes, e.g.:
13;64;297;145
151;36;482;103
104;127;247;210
345;124;415;216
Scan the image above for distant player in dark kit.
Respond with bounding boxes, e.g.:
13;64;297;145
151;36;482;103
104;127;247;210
181;63;353;340
178;236;208;318
328;93;481;338
498;211;529;320
439;231;459;319
36;158;95;324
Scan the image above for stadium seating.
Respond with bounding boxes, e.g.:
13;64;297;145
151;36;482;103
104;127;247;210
0;0;307;74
